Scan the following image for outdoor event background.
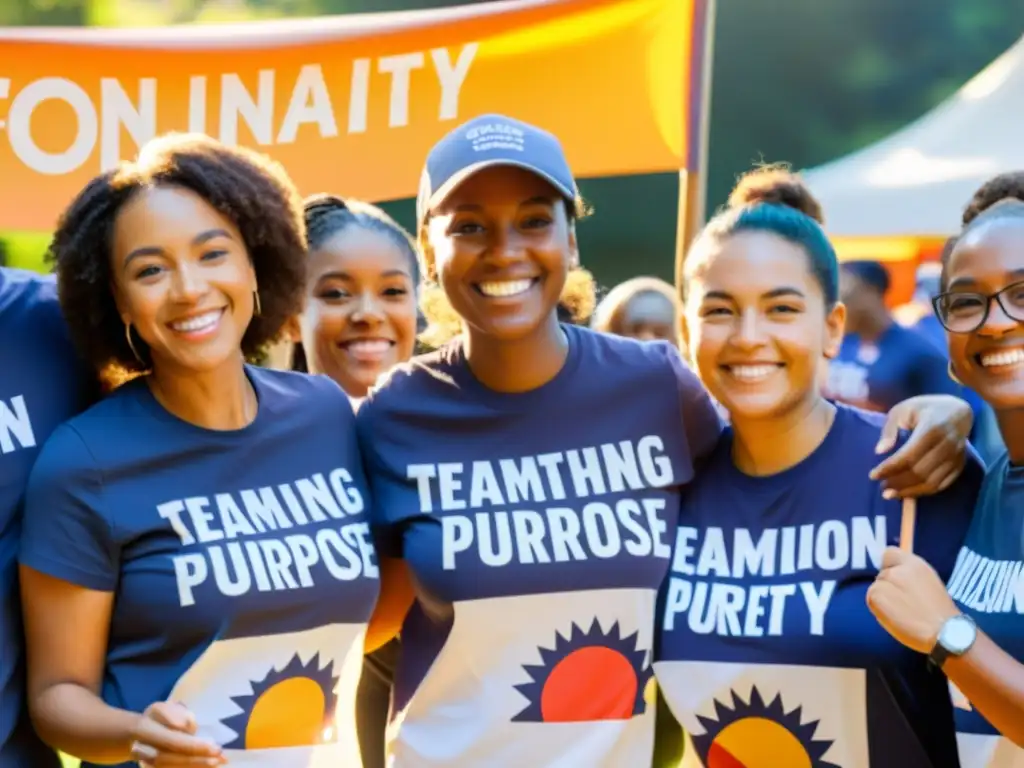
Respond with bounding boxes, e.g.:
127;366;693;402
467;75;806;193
4;0;1024;290
2;3;1022;768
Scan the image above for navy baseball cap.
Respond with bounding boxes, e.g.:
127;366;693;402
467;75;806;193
416;114;578;228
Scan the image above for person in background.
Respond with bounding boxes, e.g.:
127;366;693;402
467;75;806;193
294;193;421;768
17;134;388;767
826;259;959;411
868;192;1024;763
656;168;982;767
591;276;680;345
1;267;96;768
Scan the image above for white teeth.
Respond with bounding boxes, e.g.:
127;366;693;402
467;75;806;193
170;310;221;333
347;340;391;354
729;364;778;382
477;279;534;298
980;348;1024;368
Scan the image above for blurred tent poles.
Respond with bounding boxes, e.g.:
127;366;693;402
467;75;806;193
803;34;1024;304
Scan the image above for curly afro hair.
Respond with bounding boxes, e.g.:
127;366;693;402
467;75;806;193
49;132;307;375
962;171;1024;226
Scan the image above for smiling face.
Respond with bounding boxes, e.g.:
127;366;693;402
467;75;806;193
111;184;257;375
683;230;845;421
425;166;577;342
943;217;1024;410
300;226;418;397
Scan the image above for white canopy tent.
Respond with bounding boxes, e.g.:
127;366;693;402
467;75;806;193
803;34;1024;239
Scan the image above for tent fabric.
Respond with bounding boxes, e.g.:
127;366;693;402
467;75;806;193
802;35;1024;238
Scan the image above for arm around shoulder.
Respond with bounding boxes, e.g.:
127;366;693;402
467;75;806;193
662;343;724;464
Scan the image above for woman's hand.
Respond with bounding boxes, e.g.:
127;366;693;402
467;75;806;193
129;702;226;766
871;394;973;497
866;546;961;654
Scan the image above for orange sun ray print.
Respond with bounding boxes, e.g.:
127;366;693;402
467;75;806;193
690;686;840;768
167;623;366;766
221;653;339;749
512;619;652;723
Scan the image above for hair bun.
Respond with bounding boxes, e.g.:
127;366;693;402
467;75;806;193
728;164;824;224
302;193;349;214
963;171;1024;225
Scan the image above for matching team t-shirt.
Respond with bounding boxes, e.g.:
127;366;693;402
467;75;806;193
19;366;380;768
0;268;94;768
946;452;1024;767
654;404;983;768
826;323;958;412
356;324;723;767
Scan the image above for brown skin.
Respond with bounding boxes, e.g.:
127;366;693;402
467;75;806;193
296;226;419;650
867;216;1024;746
682;231;846;476
423;166;578;393
615;291;678;343
20;186;241;764
300;227;418;398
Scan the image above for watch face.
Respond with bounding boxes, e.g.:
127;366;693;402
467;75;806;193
941;616;977;654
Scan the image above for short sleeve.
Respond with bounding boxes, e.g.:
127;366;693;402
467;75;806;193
354;400;406;559
19;424;118;591
913;446;985;581
663;344;725;464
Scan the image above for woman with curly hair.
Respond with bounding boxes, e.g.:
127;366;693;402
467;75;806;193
18;133;384;768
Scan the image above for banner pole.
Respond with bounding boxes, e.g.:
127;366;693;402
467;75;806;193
674;0;717;294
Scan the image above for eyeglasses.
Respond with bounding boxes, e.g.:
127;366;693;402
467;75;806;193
932;280;1024;333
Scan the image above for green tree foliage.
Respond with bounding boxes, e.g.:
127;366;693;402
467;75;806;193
706;0;1024;206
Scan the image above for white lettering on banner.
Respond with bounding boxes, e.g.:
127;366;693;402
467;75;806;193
411;437;677;570
157;469;376;607
0;42;479;175
0;395;37;454
662;517;887;637
947;546;1024;614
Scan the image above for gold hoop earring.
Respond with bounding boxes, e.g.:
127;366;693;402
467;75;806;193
253;290;262;317
948;361;964;386
125;322;144;365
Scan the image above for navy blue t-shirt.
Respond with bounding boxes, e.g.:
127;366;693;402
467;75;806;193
826;323;959;412
945;452;1024;766
355;324;723;767
1;268;94;768
654;404;982;768
20;367;379;768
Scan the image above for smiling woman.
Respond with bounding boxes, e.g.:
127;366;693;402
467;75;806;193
17;133;393;768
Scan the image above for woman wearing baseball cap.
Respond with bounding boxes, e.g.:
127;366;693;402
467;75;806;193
355;115;977;766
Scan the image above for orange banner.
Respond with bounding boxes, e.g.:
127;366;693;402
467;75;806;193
0;0;706;233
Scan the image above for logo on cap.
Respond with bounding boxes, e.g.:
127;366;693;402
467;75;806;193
465;122;526;154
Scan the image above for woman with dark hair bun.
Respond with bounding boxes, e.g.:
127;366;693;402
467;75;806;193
653;167;982;767
18;133;384;768
295;192;423;768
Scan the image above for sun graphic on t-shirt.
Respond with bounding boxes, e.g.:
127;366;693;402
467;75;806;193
221;653;339;749
512;620;652;723
691;686;839;768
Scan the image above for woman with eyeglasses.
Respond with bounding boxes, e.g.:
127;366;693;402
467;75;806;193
868;183;1024;761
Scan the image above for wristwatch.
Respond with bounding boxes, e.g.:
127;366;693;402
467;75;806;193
929;614;978;669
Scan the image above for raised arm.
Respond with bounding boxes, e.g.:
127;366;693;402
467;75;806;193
867;547;1024;746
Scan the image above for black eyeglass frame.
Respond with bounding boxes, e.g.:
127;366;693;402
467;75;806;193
931;279;1024;334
